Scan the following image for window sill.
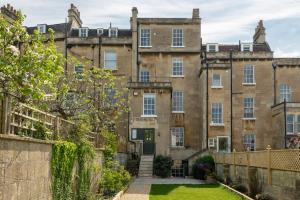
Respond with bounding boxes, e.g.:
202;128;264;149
172;111;184;114
211;86;223;89
171;75;184;78
170;146;185;149
210;123;225;127
141;115;157;118
139;46;152;48
103;68;118;71
242;83;256;86
242;118;256;120
171;46;185;48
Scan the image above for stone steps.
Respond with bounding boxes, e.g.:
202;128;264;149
138;155;154;177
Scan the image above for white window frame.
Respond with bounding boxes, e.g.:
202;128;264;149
243;64;256;85
171;127;184;147
287;114;295;135
37;24;46;34
171;57;184;77
212;74;223;88
217;136;230;153
207;43;219;52
243;97;255;119
243;134;256;151
280;84;292;102
211;103;224;125
172;91;184;113
97;28;104;36
79;27;88;37
104;51;117;70
109;27;118;37
208;137;217;147
131;129;137;140
172;28;184;47
140;70;150;82
142;93;156;117
241;43;253;52
297;115;300;133
139;28;151;47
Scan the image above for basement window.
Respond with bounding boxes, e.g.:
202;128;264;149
79;27;88;37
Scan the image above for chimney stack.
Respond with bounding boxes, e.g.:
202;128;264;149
253;20;266;44
68;3;82;28
0;4;19;24
192;8;199;19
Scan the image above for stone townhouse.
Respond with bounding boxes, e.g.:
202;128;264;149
1;3;300;167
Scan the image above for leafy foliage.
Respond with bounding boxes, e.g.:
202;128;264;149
192;155;215;179
230;182;248;194
256;193;274;200
0;11;64;102
51;141;77;200
153;155;172;178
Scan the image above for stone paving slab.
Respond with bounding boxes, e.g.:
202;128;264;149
121;177;205;200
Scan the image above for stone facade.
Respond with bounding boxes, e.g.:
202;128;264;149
1;3;300;162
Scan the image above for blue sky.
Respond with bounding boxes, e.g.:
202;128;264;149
2;0;300;57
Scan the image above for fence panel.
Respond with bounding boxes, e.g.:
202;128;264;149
271;150;300;172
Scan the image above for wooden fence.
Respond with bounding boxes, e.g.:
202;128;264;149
213;146;300;184
0;96;102;147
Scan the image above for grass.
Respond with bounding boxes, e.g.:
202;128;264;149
149;184;243;200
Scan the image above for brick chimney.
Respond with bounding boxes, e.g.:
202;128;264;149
253;20;266;44
0;4;18;24
192;8;199;19
68;3;82;28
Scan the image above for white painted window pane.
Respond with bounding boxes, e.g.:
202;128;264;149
243;134;256;151
144;94;155;115
140;71;150;82
172;91;183;112
244;65;254;83
287;114;295;134
171;127;184;147
212;103;223;124
244;98;254;118
172;29;183;47
280;84;291;102
140;29;151;46
131;129;137;139
172;58;183;76
104;52;117;70
212;74;221;86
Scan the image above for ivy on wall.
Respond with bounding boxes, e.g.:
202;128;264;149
51;141;77;200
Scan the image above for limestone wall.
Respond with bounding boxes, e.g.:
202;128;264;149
215;163;300;200
0;135;104;200
0;134;53;200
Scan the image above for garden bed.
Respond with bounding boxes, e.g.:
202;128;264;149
149;184;252;200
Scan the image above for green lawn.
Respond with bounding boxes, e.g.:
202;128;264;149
149;184;243;200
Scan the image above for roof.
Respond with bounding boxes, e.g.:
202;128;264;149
69;28;131;38
203;42;272;52
26;23;71;34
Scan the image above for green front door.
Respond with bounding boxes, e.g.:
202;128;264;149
136;128;155;155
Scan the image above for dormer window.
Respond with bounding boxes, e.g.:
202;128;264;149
241;43;253;52
97;28;104;36
37;24;46;34
109;27;118;38
79;27;88;37
207;43;219;52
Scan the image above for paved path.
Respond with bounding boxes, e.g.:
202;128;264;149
121;177;205;200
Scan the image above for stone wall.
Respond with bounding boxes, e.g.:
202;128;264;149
0;134;53;200
0;135;104;200
215;163;300;200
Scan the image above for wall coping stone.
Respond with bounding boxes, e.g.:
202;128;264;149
0;134;54;145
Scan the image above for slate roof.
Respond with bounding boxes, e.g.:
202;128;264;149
26;23;71;34
203;43;272;52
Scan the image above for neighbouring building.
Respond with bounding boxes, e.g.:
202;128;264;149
1;3;300;166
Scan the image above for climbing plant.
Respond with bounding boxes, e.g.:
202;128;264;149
51;141;77;200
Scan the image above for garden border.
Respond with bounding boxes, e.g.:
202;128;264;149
112;176;136;200
219;182;254;200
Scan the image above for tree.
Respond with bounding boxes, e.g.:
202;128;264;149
0;11;64;102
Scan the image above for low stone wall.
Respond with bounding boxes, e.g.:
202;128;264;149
215;163;300;200
0;134;53;200
0;134;104;200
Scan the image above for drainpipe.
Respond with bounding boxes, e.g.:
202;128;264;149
230;50;233;152
272;62;277;105
64;18;68;73
284;99;287;149
205;51;209;149
136;22;140;81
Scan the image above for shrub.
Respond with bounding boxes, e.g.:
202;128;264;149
99;162;131;197
231;182;248;194
192;155;215;180
153;155;172;178
256;194;274;200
